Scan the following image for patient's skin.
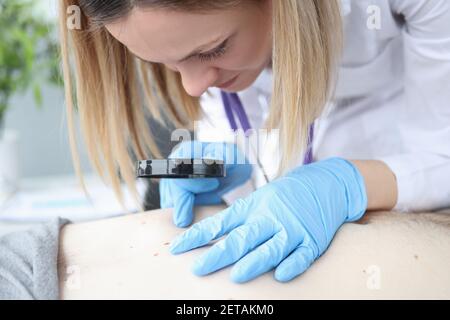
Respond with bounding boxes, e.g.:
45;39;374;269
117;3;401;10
58;206;450;299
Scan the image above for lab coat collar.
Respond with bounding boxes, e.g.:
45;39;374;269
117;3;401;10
251;67;273;97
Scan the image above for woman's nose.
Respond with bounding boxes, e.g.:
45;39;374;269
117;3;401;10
176;64;219;97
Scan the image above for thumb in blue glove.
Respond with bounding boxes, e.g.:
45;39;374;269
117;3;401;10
169;157;368;282
160;141;252;228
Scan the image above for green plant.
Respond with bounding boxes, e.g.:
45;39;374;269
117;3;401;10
0;0;62;131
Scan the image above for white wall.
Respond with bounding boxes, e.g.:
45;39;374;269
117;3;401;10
4;84;93;178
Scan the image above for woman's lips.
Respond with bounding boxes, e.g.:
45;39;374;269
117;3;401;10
216;75;239;89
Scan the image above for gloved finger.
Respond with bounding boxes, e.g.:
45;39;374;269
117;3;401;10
173;187;195;228
274;244;316;282
160;179;219;227
169;198;250;255
230;231;288;283
192;216;278;276
173;178;220;194
159;179;174;209
194;191;222;205
216;164;253;198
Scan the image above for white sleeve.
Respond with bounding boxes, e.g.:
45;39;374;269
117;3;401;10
377;0;450;212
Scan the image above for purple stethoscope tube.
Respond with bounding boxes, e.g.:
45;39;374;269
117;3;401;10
220;91;314;167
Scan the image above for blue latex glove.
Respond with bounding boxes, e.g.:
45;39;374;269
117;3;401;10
160;141;253;228
169;157;368;283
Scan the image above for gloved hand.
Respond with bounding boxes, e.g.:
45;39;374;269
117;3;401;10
169;157;367;283
160;141;252;228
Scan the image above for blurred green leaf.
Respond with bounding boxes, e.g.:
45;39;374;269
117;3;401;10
32;82;43;108
0;0;62;121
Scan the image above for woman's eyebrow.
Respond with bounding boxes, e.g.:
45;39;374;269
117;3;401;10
177;36;225;63
129;34;230;64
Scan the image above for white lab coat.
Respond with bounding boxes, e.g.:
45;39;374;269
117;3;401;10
196;0;450;212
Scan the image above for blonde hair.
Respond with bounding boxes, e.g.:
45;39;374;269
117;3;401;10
59;0;342;211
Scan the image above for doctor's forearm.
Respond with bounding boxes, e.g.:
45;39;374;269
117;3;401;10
349;160;398;211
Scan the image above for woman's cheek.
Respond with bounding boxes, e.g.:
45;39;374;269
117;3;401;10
240;31;270;68
219;44;263;70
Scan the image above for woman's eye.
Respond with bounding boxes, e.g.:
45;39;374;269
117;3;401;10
197;40;228;62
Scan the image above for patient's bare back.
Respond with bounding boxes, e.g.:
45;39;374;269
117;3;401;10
58;206;450;299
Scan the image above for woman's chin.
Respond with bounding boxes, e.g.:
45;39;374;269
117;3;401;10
221;75;256;93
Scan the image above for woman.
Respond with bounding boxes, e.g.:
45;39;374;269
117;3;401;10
59;0;450;283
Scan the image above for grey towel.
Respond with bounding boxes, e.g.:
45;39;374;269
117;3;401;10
0;218;70;300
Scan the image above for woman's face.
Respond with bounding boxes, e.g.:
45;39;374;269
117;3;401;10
105;1;272;97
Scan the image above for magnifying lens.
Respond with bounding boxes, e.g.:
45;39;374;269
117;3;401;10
136;159;226;179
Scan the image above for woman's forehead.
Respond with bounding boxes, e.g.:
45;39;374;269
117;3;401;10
104;8;239;63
